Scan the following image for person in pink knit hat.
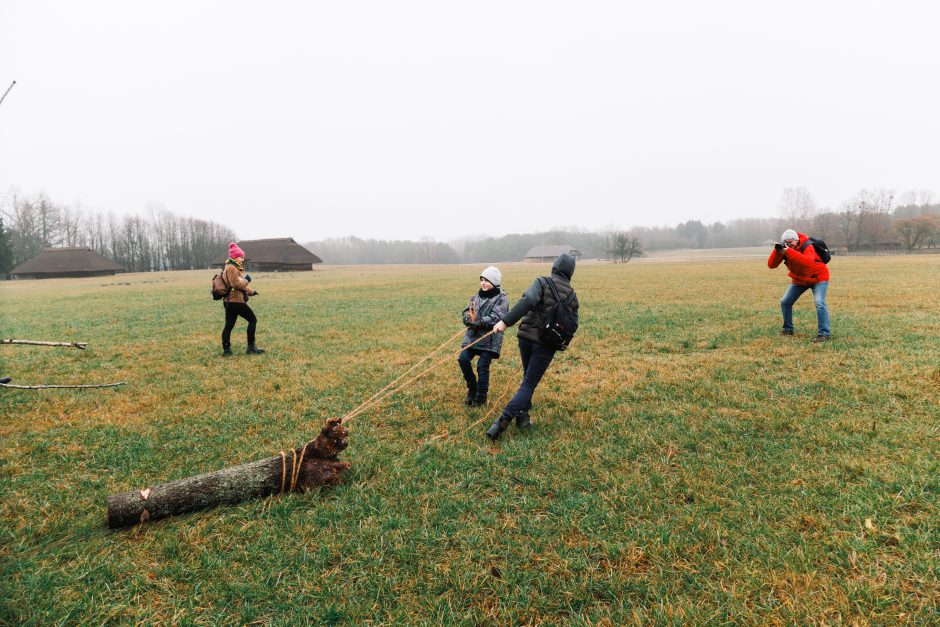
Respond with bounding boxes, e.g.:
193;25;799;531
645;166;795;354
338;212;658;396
220;242;264;355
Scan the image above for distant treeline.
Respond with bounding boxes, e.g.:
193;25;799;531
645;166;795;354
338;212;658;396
3;187;939;273
306;189;940;264
0;191;236;274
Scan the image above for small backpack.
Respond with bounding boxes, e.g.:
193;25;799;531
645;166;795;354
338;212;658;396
537;277;579;351
210;272;230;300
801;237;831;264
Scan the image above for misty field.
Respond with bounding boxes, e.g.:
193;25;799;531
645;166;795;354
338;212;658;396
1;256;938;624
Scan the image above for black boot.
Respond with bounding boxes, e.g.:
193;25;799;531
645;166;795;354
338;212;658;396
246;344;265;354
464;386;477;405
486;413;513;441
471;393;487;407
222;347;233;356
515;410;532;430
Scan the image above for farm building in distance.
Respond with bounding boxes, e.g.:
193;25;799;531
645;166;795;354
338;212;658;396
523;244;582;262
10;247;125;280
211;238;323;271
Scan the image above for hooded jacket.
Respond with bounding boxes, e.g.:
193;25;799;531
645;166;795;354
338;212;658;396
767;232;830;285
501;253;580;345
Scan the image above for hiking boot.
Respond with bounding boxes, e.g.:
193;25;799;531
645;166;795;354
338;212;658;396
812;335;830;343
780;329;794;336
485;414;513;441
464;387;477;405
470;394;487;407
515;410;532;430
245;344;266;354
222;347;234;356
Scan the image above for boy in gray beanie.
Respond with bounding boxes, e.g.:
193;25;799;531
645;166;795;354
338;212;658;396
458;266;510;407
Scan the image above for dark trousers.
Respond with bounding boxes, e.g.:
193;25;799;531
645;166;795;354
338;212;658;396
222;302;257;348
458;348;494;396
502;337;556;418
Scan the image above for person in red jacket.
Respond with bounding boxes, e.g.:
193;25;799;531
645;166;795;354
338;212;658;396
768;229;830;342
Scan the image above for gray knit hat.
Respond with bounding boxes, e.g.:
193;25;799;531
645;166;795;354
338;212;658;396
480;265;501;287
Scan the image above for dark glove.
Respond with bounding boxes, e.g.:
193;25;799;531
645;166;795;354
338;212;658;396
774;242;784;253
244;273;252;283
463;314;473;327
252;290;260;296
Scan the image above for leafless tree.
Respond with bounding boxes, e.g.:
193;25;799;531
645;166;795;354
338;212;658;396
608;231;642;262
898;189;936;208
894;215;940;250
778;187;817;226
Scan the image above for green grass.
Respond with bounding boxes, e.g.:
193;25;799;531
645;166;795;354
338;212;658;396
1;257;938;624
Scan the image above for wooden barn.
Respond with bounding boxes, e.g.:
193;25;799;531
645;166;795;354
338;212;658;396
212;238;322;271
10;247;125;280
522;244;582;262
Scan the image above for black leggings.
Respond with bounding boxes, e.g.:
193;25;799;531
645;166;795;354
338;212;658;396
222;302;257;348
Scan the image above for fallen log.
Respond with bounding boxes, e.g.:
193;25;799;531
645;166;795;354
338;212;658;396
1;381;124;390
2;339;87;349
106;418;350;528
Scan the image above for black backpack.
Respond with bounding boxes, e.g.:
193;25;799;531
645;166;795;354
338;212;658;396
801;237;831;264
537;277;578;351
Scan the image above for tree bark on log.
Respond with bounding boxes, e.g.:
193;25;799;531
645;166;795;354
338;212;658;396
106;418;350;528
2;339;87;349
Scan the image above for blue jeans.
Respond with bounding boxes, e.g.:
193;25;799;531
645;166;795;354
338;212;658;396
458;349;494;396
502;338;557;418
781;281;830;336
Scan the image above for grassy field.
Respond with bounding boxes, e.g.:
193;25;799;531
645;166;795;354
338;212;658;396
1;256;938;624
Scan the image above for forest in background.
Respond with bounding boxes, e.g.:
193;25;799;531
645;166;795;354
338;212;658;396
0;191;235;274
2;187;939;273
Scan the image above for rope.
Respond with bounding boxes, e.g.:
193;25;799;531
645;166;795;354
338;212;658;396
339;329;497;425
427;369;516;445
337;329;465;423
277;441;313;495
0;381;125;390
277;327;500;494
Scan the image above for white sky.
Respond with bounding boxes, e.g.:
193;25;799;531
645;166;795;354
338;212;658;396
1;1;938;241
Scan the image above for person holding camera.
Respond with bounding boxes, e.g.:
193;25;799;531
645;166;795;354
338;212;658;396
487;253;579;441
221;243;265;356
768;229;830;343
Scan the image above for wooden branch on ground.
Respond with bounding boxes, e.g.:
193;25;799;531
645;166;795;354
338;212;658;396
0;381;125;390
2;339;88;349
106;418;351;528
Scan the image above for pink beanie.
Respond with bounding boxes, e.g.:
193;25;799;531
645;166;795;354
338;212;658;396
228;242;246;259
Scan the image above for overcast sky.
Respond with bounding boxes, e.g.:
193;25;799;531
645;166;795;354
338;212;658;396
1;1;938;242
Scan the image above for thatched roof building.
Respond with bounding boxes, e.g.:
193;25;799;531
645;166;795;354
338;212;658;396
211;238;322;271
523;244;582;262
10;247;125;280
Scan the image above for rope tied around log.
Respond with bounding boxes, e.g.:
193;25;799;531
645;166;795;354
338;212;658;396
278;441;313;495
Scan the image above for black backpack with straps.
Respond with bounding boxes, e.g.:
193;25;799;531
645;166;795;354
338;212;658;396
801;237;831;264
537;277;578;351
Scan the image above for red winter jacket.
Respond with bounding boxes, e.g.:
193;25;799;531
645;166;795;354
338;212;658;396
767;232;829;285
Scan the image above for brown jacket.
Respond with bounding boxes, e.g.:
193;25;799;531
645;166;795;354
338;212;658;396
222;263;254;303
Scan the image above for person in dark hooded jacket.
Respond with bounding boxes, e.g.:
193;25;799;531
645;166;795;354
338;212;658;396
487;253;579;440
